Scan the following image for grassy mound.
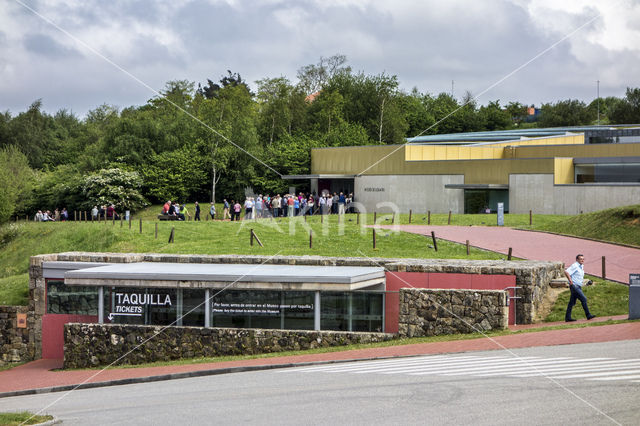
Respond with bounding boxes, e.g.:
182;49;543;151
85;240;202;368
526;204;640;247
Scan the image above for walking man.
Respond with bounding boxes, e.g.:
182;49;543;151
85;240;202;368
565;254;596;322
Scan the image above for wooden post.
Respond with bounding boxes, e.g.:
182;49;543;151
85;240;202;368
431;231;438;251
372;228;376;249
357;213;360;225
74;211;77;221
428;211;431;225
112;214;115;226
120;216;123;227
466;240;470;256
309;230;313;249
602;256;606;280
409;210;412;224
128;216;132;229
155;223;158;239
392;213;395;224
168;227;175;243
529;210;532;226
250;228;254;246
448;211;451;225
250;229;263;247
321;214;324;224
139;218;142;233
374;211;377;224
508;247;513;261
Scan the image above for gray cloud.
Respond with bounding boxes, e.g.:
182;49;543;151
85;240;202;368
1;0;639;117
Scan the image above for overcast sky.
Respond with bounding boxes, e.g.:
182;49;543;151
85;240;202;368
1;0;640;118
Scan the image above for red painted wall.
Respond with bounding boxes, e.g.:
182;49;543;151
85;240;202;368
384;272;516;333
42;314;98;359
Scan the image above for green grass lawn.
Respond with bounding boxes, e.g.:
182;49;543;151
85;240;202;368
1;205;638;316
544;277;630;322
0;412;53;426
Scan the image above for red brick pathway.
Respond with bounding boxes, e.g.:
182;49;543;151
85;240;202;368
0;316;636;395
378;225;640;284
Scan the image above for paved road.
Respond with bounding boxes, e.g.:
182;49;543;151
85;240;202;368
381;225;640;284
2;341;638;425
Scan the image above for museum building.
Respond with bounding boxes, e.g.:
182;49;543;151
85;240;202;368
284;126;640;215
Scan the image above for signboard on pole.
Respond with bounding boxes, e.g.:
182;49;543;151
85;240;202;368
497;203;504;226
630;273;640;320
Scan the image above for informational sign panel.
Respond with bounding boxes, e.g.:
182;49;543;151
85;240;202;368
629;273;640;320
212;301;313;316
17;313;27;328
497;202;504;226
125;210;130;221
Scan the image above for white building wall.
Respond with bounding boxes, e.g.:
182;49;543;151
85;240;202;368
510;174;640;214
354;175;465;214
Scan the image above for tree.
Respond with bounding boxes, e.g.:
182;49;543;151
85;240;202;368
197;80;259;202
0;146;34;223
538;99;594;127
82;168;148;212
296;54;350;94
256;77;295;144
479;100;511;131
6;100;55;169
198;71;251;100
141;144;208;203
398;89;435;138
505;102;528;126
609;88;640;124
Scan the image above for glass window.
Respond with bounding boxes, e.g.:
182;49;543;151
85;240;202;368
181;289;206;327
46;280;99;315
321;292;384;332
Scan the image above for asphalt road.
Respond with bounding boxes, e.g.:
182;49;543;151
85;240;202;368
2;340;639;425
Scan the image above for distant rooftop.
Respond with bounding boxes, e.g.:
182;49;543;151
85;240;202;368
407;125;640;145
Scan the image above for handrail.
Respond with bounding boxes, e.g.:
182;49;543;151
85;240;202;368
503;286;522;325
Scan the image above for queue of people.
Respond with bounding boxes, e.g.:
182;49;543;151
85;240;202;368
34;208;69;222
220;191;354;221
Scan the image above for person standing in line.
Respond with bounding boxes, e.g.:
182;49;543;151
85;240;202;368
338;192;346;215
209;202;216;220
194;201;201;221
223;199;230;220
256;195;263;219
234;200;242;221
565;254;596;322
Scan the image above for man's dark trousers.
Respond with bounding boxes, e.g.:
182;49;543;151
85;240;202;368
565;284;592;320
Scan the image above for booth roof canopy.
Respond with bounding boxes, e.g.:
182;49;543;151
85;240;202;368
63;262;385;285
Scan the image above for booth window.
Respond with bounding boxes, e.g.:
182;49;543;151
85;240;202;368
46;280;100;315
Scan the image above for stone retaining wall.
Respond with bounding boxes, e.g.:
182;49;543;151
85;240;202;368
63;323;394;369
0;306;35;366
398;288;508;337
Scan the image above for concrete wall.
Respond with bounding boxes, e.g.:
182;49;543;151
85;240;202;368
398;288;509;337
63;323;393;368
354;175;465;214
509;174;640;214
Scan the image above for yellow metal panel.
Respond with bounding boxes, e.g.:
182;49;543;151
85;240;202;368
553;158;574;184
433;146;446;160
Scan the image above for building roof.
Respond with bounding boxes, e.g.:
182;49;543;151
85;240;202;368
62;262;386;291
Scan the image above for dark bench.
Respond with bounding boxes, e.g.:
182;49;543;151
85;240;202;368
157;214;180;221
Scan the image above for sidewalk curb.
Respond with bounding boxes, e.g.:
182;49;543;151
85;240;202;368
0;356;401;399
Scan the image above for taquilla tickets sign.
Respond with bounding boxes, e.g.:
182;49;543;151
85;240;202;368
109;291;173;320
